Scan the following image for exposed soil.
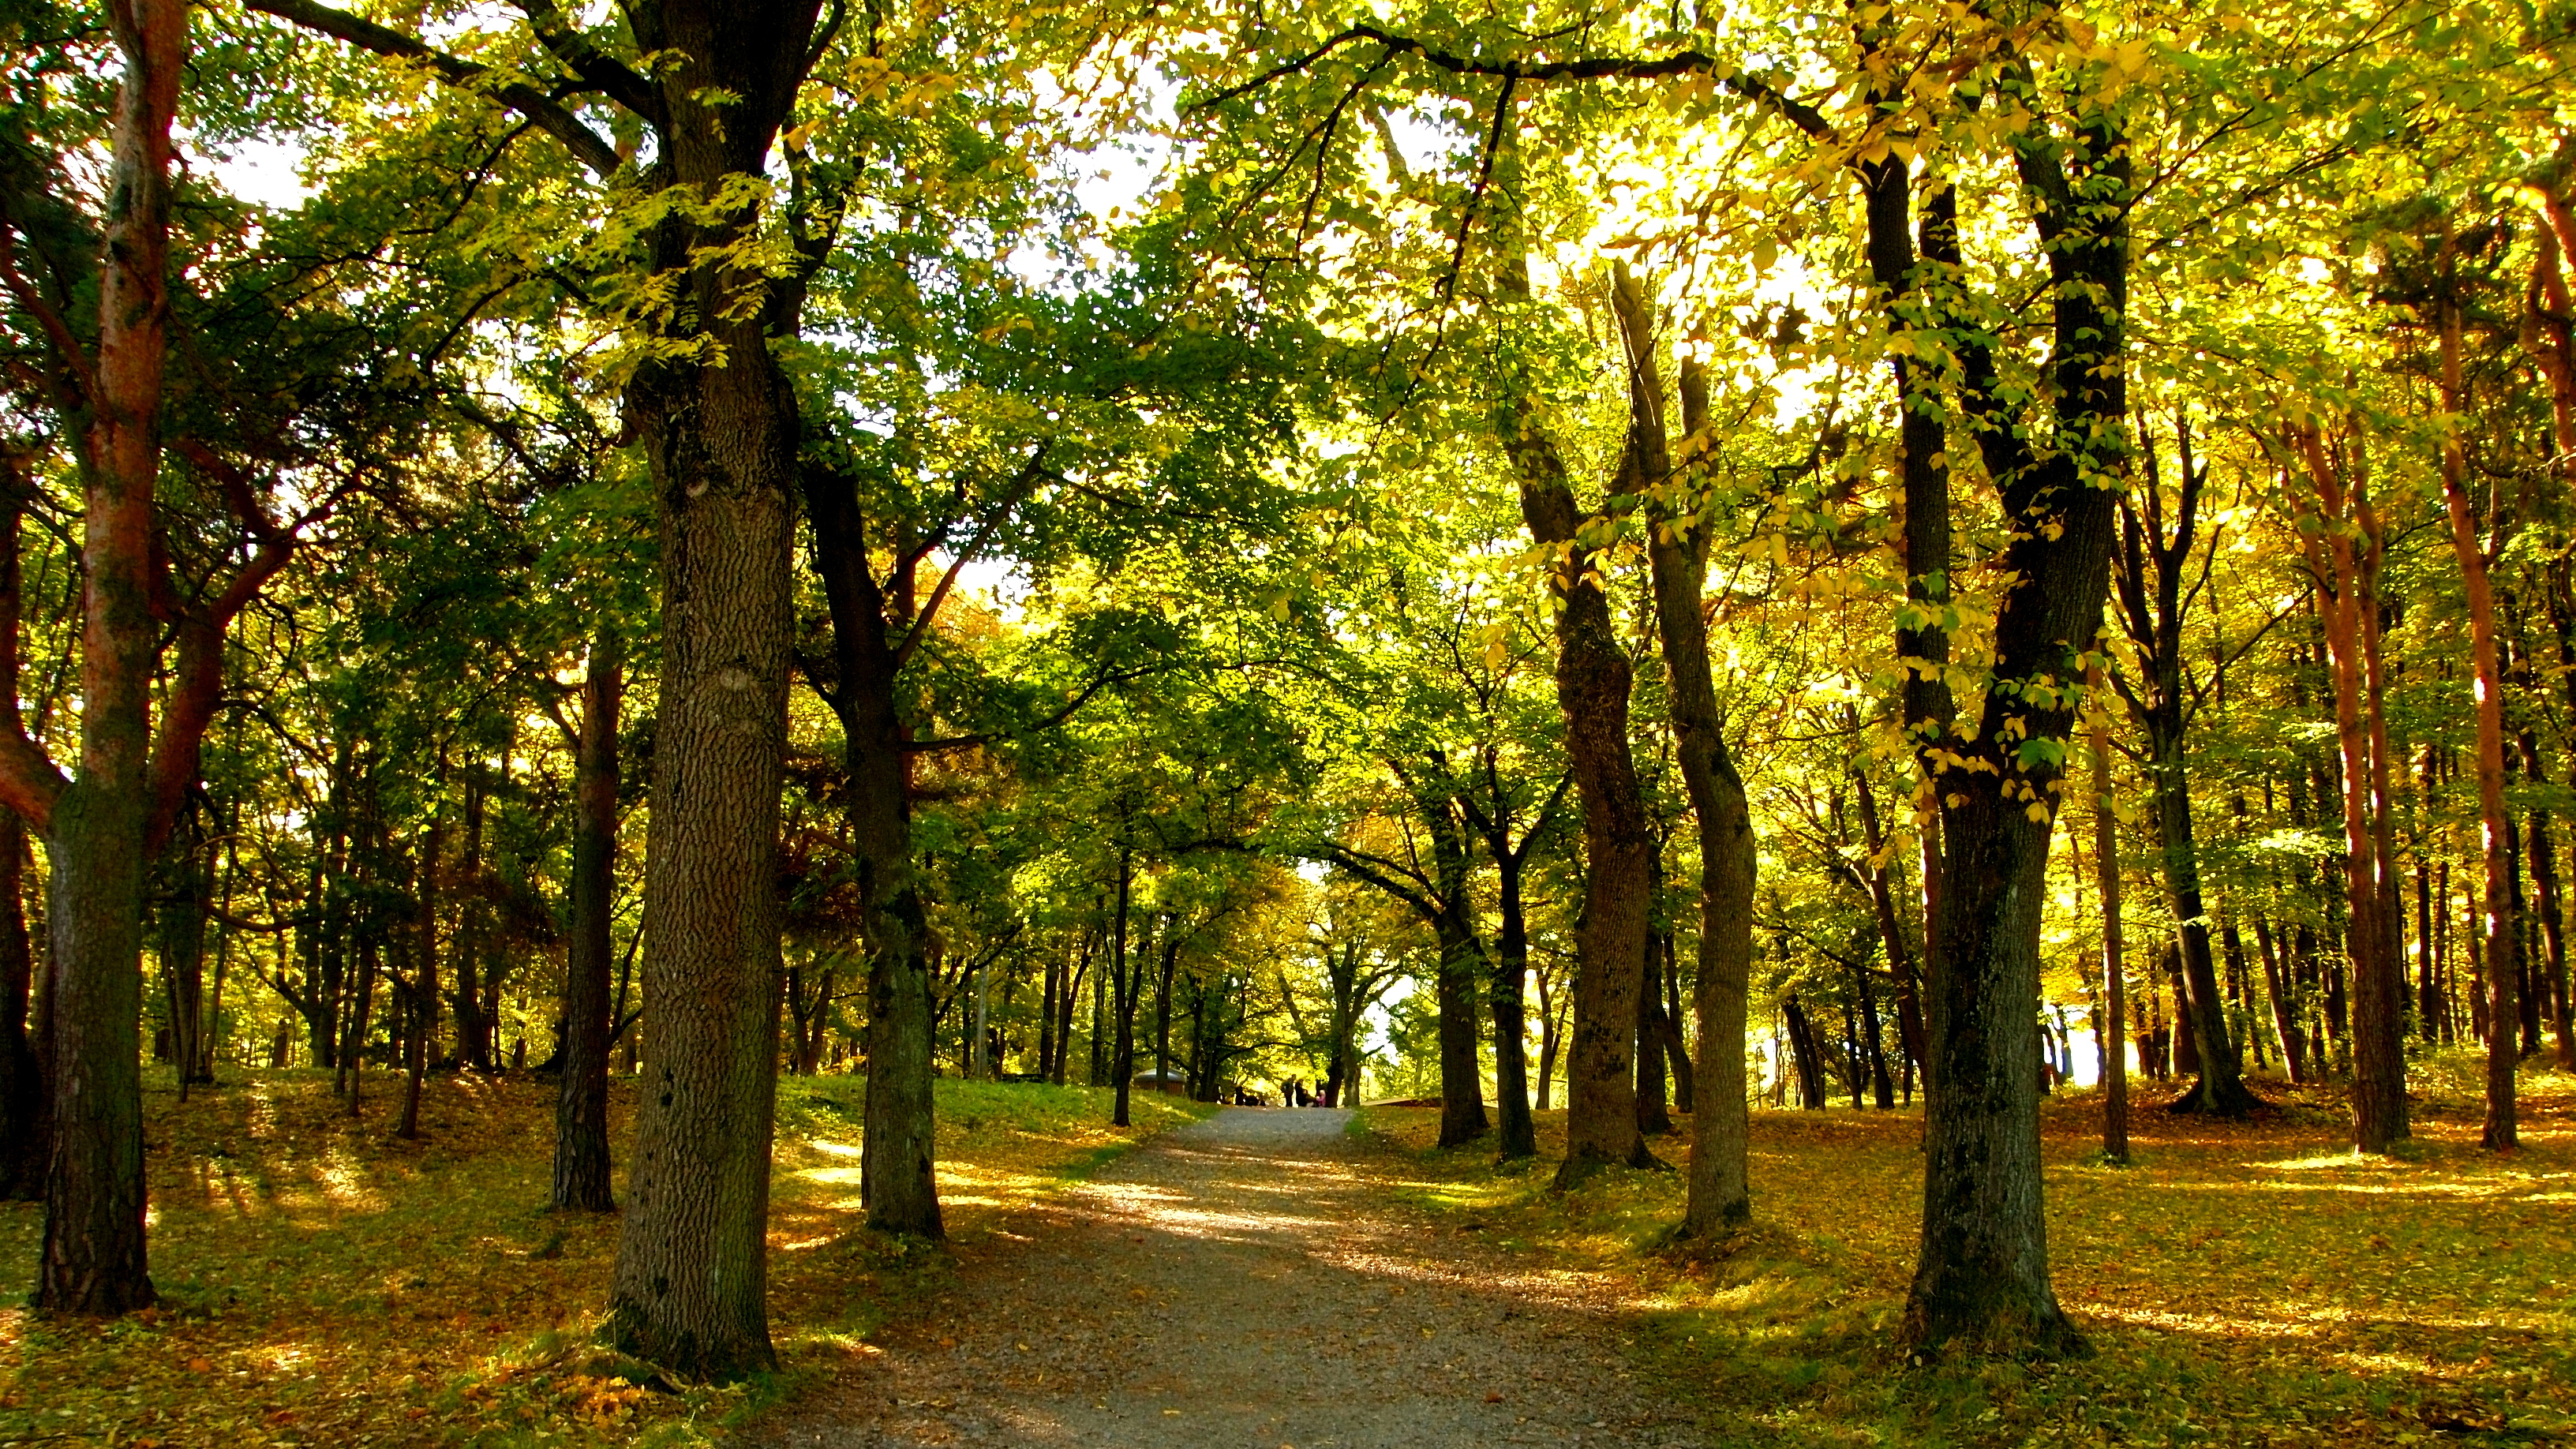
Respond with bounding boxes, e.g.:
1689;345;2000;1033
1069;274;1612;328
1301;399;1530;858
756;1106;1705;1448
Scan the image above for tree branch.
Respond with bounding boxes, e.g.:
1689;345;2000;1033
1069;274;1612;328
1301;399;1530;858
242;0;621;177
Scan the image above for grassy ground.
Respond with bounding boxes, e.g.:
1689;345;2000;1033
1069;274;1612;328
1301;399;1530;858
1361;1051;2576;1448
0;1069;1217;1448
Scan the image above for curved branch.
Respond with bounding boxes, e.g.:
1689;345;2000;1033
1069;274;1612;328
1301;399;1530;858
243;0;621;177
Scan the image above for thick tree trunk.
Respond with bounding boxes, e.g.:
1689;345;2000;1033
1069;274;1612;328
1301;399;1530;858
24;0;187;1316
1507;402;1657;1187
602;17;816;1383
552;628;619;1213
1891;121;2121;1358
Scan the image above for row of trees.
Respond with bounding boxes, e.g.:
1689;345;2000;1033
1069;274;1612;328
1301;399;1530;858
2;0;2571;1381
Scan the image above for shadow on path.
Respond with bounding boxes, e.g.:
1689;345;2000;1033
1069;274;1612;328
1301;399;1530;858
755;1106;1706;1448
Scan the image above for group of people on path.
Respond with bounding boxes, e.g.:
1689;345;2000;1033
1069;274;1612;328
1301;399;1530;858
1223;1076;1332;1107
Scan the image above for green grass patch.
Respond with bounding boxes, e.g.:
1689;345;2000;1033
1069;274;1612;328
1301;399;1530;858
1358;1054;2576;1448
0;1069;1216;1449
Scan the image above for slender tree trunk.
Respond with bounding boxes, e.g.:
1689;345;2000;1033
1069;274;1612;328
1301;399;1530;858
2087;670;2129;1162
1488;838;1537;1159
1605;282;1755;1231
397;805;443;1141
0;808;42;1200
1039;942;1062;1083
553;628;619;1212
1635;927;1673;1136
2293;429;2406;1150
156;811;212;1097
2434;294;2518;1151
1853;777;1928;1075
805;461;942;1236
1110;850;1136;1127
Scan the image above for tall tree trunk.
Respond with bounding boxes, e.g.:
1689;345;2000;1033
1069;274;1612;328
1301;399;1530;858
2113;428;2252;1116
156;808;212;1098
1417;777;1488;1148
1507;397;1657;1186
603;0;822;1378
1039;940;1063;1083
2292;428;2406;1150
804;462;941;1237
1635;927;1674;1136
1487;825;1537;1159
453;774;488;1073
1110;849;1136;1126
1888;118;2119;1357
552;628;619;1213
1607;277;1756;1232
2435;290;2518;1151
1853;777;1928;1075
0;807;42;1199
2087;671;2129;1163
23;0;188;1314
398;807;442;1141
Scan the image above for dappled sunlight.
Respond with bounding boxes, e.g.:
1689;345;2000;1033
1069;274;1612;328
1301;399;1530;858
1364;1078;2576;1447
2;1071;1218;1448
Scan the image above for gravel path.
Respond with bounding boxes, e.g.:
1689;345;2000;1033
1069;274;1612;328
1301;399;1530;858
757;1106;1705;1449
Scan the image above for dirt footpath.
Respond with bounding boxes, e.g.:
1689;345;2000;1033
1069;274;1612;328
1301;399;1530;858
757;1106;1705;1449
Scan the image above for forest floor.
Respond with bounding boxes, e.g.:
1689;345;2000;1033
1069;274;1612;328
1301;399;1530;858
0;1055;2566;1449
752;1105;1705;1449
1354;1051;2576;1448
0;1069;1216;1449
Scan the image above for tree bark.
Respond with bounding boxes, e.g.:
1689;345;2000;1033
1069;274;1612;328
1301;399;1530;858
2111;427;2254;1117
0;808;42;1199
2087;666;2129;1163
2290;427;2406;1150
397;806;442;1141
1506;383;1657;1187
603;0;823;1377
1610;277;1756;1234
2433;290;2518;1151
1486;815;1537;1159
552;627;619;1213
1415;776;1488;1148
1886;118;2120;1358
156;810;212;1097
20;0;189;1316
